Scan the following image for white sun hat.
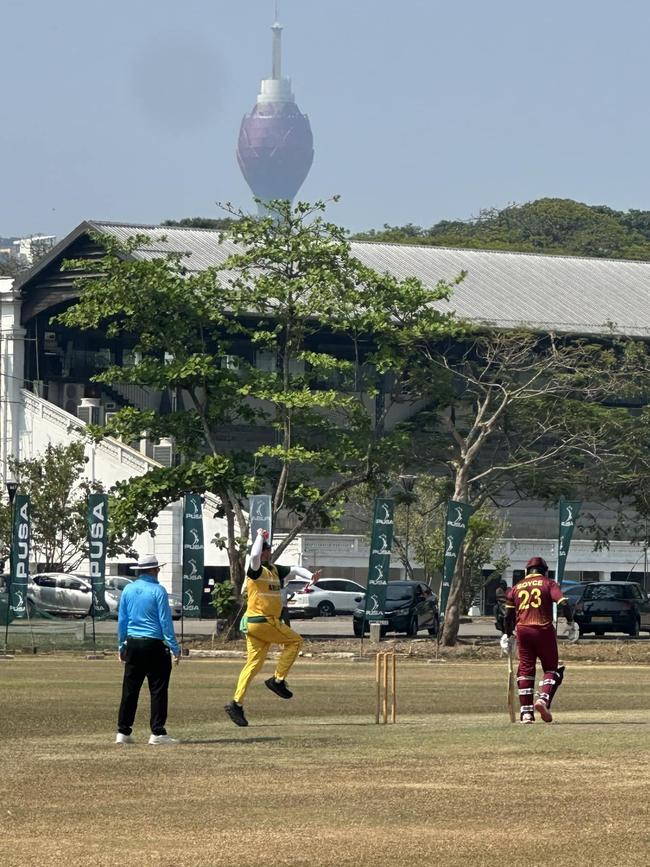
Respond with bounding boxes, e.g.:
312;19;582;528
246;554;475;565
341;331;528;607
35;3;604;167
130;553;166;572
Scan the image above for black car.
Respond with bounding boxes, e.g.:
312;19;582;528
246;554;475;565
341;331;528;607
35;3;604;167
561;583;588;607
352;580;439;637
574;581;650;636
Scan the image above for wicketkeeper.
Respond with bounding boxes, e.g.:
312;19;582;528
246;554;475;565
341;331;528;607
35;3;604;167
501;556;578;724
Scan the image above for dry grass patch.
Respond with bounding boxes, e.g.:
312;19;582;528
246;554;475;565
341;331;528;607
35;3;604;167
0;657;649;866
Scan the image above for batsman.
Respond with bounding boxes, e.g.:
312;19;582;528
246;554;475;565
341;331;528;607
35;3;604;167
501;556;578;724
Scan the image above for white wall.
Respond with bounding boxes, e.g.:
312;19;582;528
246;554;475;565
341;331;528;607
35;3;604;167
19;391;229;592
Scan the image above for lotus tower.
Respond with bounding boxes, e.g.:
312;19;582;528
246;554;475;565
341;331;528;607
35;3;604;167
236;12;314;213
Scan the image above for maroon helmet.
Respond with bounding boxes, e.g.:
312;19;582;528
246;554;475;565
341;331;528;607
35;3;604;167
526;556;548;574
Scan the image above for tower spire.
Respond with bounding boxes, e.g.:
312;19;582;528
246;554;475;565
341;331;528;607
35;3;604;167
271;7;282;80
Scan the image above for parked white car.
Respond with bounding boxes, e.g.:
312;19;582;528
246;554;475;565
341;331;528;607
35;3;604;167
283;577;311;601
287;578;366;617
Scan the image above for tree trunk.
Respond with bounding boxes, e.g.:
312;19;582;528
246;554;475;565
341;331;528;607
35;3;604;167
229;555;246;597
224;502;246;596
441;544;466;646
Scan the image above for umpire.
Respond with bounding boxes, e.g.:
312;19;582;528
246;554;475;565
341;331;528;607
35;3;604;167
115;554;181;746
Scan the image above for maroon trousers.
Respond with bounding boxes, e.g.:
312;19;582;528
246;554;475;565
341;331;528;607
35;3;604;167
516;624;561;719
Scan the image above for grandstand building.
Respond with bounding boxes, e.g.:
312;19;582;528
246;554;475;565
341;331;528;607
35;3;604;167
2;222;650;603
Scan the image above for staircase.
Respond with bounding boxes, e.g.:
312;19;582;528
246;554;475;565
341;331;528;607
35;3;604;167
101;383;132;411
107;382;162;412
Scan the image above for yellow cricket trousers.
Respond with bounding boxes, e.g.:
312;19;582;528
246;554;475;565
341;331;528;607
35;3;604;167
233;617;303;704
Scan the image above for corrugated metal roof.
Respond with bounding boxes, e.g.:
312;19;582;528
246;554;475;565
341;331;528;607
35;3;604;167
90;221;650;337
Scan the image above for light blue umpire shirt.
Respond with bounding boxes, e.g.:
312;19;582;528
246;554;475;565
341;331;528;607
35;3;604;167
117;572;180;656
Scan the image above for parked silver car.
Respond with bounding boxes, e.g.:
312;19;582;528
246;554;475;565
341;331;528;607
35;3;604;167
167;593;183;620
27;573;181;620
104;576;133;594
104;576;183;620
27;573;110;618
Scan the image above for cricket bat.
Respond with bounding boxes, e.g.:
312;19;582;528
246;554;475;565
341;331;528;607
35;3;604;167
507;646;516;723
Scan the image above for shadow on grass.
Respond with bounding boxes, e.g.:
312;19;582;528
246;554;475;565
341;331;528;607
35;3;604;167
251;721;422;728
182;737;282;745
555;721;649;726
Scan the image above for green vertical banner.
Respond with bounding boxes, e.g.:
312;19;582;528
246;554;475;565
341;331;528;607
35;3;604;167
10;495;30;619
439;500;474;619
182;493;204;617
557;500;581;585
363;498;395;625
250;494;272;541
87;494;110;618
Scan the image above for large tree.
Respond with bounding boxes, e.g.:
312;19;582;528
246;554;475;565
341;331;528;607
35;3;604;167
395;329;640;645
348;474;509;613
574;340;650;547
59;199;459;591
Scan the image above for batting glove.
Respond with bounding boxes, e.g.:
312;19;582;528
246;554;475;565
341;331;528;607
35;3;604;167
566;621;580;642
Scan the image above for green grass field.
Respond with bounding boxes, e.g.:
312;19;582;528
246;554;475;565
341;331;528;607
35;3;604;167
1;654;649;867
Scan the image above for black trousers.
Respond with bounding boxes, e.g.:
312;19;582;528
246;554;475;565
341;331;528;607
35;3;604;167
118;637;172;735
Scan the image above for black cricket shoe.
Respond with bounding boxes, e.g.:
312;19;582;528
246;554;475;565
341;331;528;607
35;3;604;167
265;677;293;699
224;701;248;727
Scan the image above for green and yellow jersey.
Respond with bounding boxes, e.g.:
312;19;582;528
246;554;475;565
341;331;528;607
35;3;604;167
245;562;291;620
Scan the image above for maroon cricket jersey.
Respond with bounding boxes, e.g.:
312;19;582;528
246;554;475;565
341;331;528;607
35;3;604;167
505;572;567;628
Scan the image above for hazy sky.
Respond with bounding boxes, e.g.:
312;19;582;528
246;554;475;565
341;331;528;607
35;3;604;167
2;0;650;238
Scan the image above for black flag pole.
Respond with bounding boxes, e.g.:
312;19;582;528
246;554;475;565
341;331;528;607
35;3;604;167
4;481;18;652
182;493;206;652
181;601;184;648
87;494;109;656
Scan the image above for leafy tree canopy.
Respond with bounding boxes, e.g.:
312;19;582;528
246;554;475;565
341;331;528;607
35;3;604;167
161;217;239;230
58;199;462;591
0;257;27;277
353;198;650;260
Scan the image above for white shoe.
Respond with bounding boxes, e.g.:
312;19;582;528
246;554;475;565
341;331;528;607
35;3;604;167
520;713;535;725
148;734;179;746
115;733;135;744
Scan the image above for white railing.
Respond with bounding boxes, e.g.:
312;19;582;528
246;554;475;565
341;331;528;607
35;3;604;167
23;389;161;475
21;389;224;514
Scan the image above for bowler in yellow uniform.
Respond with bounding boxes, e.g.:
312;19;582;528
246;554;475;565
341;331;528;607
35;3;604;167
224;528;313;726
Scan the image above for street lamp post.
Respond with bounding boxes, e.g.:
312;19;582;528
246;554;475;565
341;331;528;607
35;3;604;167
643;518;648;593
398;475;418;580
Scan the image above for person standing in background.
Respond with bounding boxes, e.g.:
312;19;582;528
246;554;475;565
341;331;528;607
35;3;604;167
494;578;508;633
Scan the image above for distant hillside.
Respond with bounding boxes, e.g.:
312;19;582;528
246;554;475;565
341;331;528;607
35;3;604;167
352;198;650;261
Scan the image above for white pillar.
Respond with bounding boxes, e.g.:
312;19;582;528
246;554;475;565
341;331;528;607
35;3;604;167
0;278;26;485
